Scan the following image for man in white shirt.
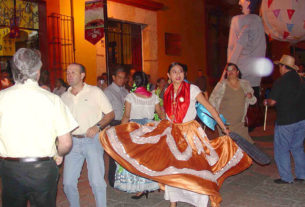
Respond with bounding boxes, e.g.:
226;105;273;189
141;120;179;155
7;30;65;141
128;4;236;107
61;63;114;207
0;48;77;207
103;65;128;187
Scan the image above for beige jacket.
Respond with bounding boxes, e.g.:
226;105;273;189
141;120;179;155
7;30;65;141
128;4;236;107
209;79;257;123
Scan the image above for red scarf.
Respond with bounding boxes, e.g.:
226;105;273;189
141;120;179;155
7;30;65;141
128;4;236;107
164;81;190;123
134;87;152;97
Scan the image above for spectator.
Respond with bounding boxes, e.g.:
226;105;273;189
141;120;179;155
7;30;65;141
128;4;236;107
0;71;13;90
61;63;114;207
103;65;129;187
97;72;108;90
39;69;51;91
53;78;67;96
264;54;305;184
0;48;77;207
209;63;257;143
126;68;136;91
194;69;208;99
153;77;166;108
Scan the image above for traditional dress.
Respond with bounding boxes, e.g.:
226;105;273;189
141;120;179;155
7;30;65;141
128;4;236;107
113;92;160;193
100;81;252;207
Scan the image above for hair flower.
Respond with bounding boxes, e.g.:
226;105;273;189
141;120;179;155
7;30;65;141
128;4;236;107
179;97;184;102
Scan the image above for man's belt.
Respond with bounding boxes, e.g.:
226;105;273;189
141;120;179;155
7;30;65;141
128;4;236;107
73;134;86;138
0;157;53;162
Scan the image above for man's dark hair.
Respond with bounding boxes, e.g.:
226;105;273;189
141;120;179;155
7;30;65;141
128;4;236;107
71;63;86;74
111;65;126;76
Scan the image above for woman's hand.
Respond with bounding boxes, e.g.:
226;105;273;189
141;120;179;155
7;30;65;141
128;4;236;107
222;127;230;136
246;92;252;99
220;66;227;82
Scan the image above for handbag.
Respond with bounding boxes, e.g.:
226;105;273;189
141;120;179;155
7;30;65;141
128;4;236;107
244;103;264;128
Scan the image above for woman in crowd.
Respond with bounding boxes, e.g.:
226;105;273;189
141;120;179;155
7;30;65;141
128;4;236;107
114;71;165;199
209;63;257;144
0;71;13;90
101;62;252;207
53;78;67;96
39;69;51;91
153;77;167;109
97;73;108;90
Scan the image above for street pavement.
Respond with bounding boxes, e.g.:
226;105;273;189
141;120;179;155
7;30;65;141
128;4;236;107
1;109;305;207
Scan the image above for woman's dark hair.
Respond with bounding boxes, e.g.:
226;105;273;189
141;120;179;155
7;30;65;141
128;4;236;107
225;62;242;79
57;78;68;88
39;69;50;86
133;71;148;87
248;0;261;14
157;77;165;84
168;62;185;73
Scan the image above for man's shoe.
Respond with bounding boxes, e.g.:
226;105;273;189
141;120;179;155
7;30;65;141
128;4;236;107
273;179;292;184
294;178;305;183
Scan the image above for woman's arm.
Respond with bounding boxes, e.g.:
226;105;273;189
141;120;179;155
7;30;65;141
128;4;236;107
121;101;131;124
209;81;223;109
155;103;166;120
242;80;257;105
196;92;229;135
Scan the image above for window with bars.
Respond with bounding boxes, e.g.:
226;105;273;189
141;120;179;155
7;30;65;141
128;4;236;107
48;13;75;86
0;0;40;75
107;20;142;72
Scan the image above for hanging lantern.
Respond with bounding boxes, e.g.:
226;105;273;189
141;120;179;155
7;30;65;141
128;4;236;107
261;0;305;43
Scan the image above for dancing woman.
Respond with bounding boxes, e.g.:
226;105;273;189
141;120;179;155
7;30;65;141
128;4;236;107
100;62;252;207
114;71;165;198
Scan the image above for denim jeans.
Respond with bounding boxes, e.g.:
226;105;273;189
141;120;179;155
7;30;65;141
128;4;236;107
1;159;58;207
274;119;305;182
63;134;106;207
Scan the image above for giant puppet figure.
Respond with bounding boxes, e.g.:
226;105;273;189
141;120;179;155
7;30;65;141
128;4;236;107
227;0;266;99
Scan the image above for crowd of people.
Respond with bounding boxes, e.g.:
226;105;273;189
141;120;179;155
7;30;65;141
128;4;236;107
0;46;304;207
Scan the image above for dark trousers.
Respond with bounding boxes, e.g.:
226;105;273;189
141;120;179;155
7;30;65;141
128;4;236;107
106;120;121;187
1;159;59;207
252;86;260;103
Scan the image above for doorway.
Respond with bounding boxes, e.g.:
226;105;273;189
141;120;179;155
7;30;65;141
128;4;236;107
107;20;142;73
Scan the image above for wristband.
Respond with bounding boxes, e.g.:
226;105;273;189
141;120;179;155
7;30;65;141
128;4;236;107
96;123;103;131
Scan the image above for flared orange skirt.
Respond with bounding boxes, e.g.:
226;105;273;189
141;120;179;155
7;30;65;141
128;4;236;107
100;120;252;206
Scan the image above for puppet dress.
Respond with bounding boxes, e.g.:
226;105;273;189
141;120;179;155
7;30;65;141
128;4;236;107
100;82;252;207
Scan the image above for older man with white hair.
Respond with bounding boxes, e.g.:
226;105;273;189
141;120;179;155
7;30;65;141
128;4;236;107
0;48;78;207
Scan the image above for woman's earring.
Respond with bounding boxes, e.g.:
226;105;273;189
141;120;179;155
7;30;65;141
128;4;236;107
168;79;172;84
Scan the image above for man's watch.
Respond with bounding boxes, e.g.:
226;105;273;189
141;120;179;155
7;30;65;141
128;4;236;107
96;123;103;131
